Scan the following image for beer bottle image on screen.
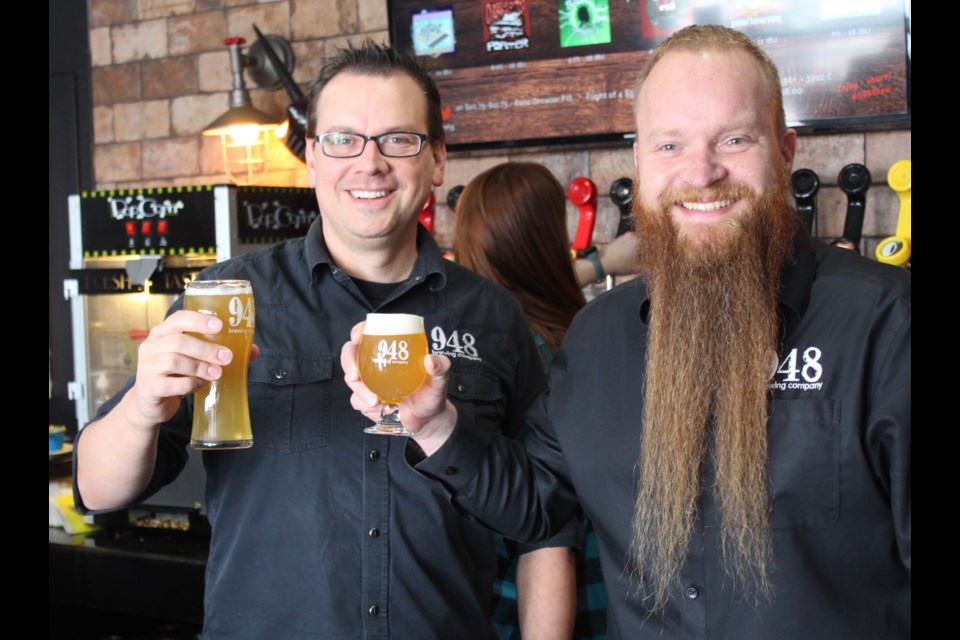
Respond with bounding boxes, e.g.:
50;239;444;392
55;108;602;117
358;313;429;436
184;279;255;450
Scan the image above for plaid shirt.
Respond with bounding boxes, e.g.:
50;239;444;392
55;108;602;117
490;334;608;639
491;518;608;639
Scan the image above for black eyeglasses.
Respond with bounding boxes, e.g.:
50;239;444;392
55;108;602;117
315;131;429;158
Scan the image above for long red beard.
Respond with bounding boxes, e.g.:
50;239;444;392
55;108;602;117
628;174;798;610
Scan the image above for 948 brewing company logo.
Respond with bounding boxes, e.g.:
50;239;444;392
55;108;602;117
770;346;824;392
429;326;482;362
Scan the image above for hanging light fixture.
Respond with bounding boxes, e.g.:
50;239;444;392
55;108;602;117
202;31;296;185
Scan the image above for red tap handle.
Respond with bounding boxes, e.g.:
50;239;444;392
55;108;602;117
419;191;435;234
568;177;597;251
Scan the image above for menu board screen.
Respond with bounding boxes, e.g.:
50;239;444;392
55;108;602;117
389;0;911;149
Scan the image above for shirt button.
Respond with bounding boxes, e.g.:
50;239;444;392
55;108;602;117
685;587;699;600
369;450;380;461
368;528;380;538
367;605;378;616
444;466;458;476
273;370;287;380
456;383;468;393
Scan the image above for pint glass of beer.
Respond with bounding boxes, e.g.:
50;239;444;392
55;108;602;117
358;313;429;436
184;279;255;449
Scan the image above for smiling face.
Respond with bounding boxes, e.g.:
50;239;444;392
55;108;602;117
632;50;796;252
306;71;446;262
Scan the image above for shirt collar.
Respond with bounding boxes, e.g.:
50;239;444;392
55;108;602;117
305;218;448;291
635;223;817;326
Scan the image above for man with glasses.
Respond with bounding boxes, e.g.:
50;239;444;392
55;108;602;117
74;41;576;639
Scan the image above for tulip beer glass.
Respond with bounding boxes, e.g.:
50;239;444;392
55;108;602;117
184;279;255;449
358;313;429;436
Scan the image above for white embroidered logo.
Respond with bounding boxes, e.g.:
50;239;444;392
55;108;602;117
430;326;482;362
770;346;824;391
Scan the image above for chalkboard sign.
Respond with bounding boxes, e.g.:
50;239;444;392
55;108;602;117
389;0;911;150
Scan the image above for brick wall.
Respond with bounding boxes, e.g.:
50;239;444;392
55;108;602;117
87;0;911;258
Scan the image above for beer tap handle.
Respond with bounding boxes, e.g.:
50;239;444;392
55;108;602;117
446;185;464;212
875;160;911;267
790;168;819;236
610;177;634;237
833;163;871;252
419;191;435;234
567;177;597;252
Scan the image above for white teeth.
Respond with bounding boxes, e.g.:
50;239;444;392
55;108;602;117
681;199;734;212
350;190;387;199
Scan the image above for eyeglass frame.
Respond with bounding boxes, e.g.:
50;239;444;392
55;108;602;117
314;131;430;159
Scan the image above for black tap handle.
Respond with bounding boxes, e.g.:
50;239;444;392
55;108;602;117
834;163;871;252
446;185;464;211
790;168;819;235
609;177;634;237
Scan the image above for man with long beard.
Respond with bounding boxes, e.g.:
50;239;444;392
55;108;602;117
342;25;911;639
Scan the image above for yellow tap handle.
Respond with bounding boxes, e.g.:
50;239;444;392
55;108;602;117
876;160;911;266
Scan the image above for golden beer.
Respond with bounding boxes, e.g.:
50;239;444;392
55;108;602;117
358;314;428;435
184;279;255;449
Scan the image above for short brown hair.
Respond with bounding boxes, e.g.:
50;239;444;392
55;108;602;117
633;25;786;136
307;40;445;144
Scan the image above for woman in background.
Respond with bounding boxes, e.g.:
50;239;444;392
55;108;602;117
454;161;631;639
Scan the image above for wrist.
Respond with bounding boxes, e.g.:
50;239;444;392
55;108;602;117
575;246;605;284
413;400;458;456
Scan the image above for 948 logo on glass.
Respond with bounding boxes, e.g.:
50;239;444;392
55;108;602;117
770;346;824;392
372;339;411;371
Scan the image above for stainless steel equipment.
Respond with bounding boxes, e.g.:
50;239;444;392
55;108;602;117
64;184;318;513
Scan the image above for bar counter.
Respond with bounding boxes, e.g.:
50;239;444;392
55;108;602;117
49;515;208;638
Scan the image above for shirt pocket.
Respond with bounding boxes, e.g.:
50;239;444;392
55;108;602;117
767;398;840;529
248;350;333;454
447;368;507;434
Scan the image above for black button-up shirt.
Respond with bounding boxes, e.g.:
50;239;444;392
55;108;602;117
75;221;559;639
419;231;911;639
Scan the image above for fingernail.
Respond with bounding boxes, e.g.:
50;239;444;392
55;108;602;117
218;349;232;364
208;364;222;379
208;317;223;331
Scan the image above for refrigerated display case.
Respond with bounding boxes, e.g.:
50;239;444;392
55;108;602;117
63;184;317;511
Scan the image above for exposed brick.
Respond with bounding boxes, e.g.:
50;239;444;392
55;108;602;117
88;0;137;29
115;100;171;141
291;40;324;86
113;19;168;63
226;1;291;43
198;50;232;92
139;0;195;21
89;27;112;67
143;138;200;179
793;133;864;186
94;142;142;183
169;11;228;56
93;106;115;144
200;135;225;175
293;0;355;39
864;185;901;237
358;0;387;32
171;93;233;135
865;130;911;183
92;64;140;105
143;56;199;99
814;186;846;241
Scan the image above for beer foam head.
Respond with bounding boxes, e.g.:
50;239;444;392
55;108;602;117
364;313;425;335
185;279;253;296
